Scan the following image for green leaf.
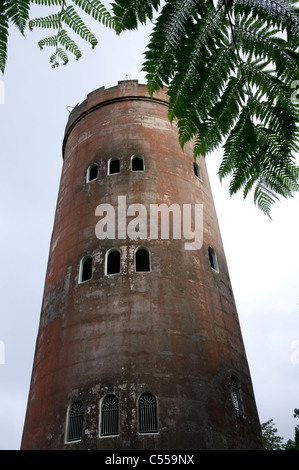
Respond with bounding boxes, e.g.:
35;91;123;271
72;0;119;31
5;0;30;34
111;0;161;31
62;5;98;47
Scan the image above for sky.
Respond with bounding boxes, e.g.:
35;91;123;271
0;3;298;450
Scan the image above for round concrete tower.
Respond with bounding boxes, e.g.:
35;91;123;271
21;80;263;450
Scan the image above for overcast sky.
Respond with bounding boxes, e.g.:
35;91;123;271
0;3;298;450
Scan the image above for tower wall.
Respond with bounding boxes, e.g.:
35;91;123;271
21;81;263;450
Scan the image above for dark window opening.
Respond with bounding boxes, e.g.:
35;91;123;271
138;393;158;434
81;256;93;282
208;246;218;272
107;250;121;275
231;375;243;412
88;164;98;182
109;158;120;175
67;401;83;443
135;248;150;272
193;162;201;180
132;155;144;171
100;395;119;437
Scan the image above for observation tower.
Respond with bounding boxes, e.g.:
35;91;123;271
21;80;263;450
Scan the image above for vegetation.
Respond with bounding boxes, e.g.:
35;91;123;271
1;1;299;215
261;419;286;450
284;409;299;450
262;410;299;450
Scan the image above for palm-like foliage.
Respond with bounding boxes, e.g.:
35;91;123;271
0;1;31;73
1;0;299;215
126;0;299;216
0;1;118;70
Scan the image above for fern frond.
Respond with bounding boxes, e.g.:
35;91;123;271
0;3;9;74
39;29;82;60
234;0;299;45
29;12;61;30
57;28;81;59
72;0;118;31
50;46;69;66
62;5;98;47
167;4;230;123
0;0;31;72
193;76;245;156
253;180;280;217
111;0;161;31
234;23;299;83
30;5;98;48
143;0;206;95
219;104;257;181
31;1;63;5
38;33;58;49
175;42;239;150
5;0;30;34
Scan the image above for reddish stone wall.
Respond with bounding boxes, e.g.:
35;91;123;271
21;80;263;450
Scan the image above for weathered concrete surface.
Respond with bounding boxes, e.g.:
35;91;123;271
21;81;263;450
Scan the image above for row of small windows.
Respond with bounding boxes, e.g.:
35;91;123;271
79;247;151;283
86;156;202;182
66;393;158;443
66;376;243;443
87;155;145;182
79;246;218;283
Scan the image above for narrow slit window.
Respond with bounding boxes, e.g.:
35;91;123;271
108;158;120;175
66;401;83;443
208;246;219;272
87;163;98;182
106;249;121;275
138;393;158;434
231;375;243;413
100;395;119;437
135;247;151;272
132;155;144;172
193;162;202;180
79;256;93;283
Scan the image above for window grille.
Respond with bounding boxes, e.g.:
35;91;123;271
101;395;119;437
135;247;151;272
138;393;158;434
132;155;144;171
67;401;83;442
231;375;243;412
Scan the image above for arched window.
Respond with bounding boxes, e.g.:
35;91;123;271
231;375;243;413
108;157;120;175
106;249;121;275
193;162;202;180
131;155;145;172
138;393;158;434
87;163;98;182
79;256;93;283
135;247;151;272
208;246;219;272
100;395;119;437
66;400;84;443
